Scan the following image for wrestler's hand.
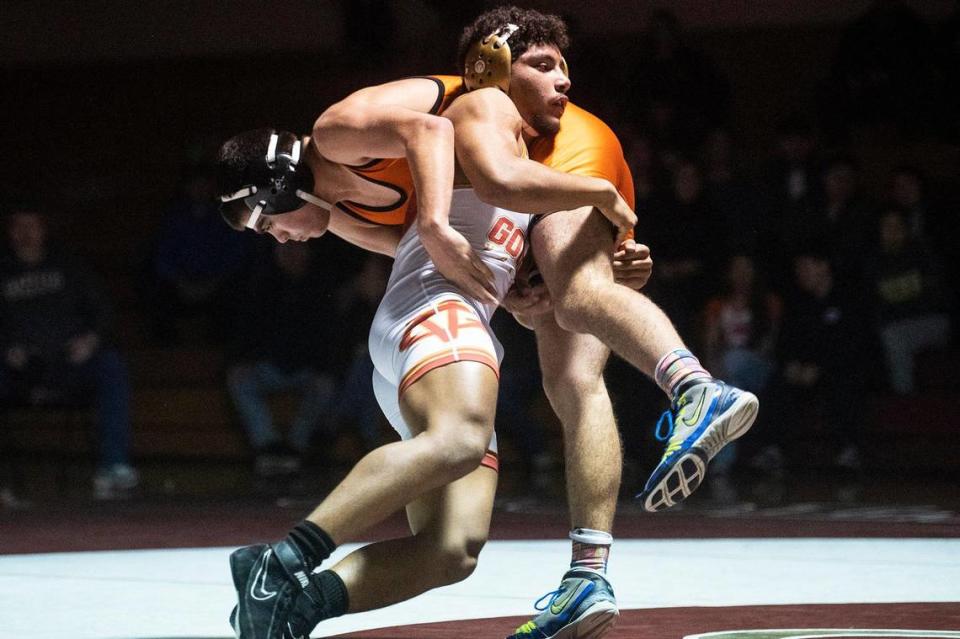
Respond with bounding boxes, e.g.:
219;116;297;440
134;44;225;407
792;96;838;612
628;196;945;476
613;239;653;290
502;280;552;330
420;222;499;305
598;184;638;246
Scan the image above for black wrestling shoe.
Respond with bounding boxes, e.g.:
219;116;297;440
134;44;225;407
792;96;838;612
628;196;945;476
229;541;314;639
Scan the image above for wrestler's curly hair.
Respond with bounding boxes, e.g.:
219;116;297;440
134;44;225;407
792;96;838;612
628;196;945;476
216;128;298;230
457;6;570;71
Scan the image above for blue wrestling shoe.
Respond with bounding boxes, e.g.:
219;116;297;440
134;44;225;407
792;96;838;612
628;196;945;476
638;379;758;512
506;568;618;639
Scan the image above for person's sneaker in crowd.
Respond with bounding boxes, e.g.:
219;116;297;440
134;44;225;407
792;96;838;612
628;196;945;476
749;444;785;476
0;486;30;510
638;379;758;512
92;463;140;500
255;443;303;477
835;445;863;471
708;473;739;506
506;567;618;639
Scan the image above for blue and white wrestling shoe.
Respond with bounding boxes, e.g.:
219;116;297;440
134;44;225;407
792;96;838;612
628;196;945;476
506;568;618;639
638;379;758;512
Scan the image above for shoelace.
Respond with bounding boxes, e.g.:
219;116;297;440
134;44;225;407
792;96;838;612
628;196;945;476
533;587;564;612
655;392;693;442
654;410;674;442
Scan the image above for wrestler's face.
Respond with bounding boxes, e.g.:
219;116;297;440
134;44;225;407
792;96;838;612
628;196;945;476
509;43;570;136
244;205;328;243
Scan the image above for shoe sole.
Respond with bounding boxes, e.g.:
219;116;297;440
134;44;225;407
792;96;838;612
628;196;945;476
643;392;758;513
549;601;619;639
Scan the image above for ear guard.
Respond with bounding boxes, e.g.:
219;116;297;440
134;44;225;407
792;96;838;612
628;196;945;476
219;132;331;230
463;23;569;93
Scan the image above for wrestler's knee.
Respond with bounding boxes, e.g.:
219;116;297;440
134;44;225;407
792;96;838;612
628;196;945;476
431;534;487;585
422;411;491;479
542;366;606;419
551;277;605;334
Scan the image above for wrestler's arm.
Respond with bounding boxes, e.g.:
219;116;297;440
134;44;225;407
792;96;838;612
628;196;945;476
313;78;497;302
326;208;401;258
442;89;636;239
313;78;452;231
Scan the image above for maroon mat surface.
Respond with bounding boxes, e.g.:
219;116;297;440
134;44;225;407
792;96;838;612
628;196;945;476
3;499;959;554
336;602;960;638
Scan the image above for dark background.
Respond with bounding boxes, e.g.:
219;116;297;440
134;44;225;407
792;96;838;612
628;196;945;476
2;0;958;505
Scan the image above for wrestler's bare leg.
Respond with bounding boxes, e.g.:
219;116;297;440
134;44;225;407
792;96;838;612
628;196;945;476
531;205;686;374
305;361;498;544
532;313;620;533
533;205;758;515
328;465;497;612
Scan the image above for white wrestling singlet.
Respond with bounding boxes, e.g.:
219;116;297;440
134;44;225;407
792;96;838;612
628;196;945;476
369;188;531;469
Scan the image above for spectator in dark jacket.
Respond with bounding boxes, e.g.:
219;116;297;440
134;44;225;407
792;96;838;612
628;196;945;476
144;166;252;344
867;208;952;394
756;245;870;473
0;206;137;499
226;240;339;476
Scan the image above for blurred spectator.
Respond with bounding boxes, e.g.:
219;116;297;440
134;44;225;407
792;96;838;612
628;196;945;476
326;253;392;455
821;0;949;140
702;254;782;499
889;165;932;240
867;208;952;395
939;2;960;143
226;241;337;476
630;8;730;151
703;255;781;409
757;246;870;472
763;115;819;212
623;132;662;208
490;311;552;493
144;165;252;344
887;165;960;297
643;158;721;343
761;116;820;285
701;128;765;256
0;207;138;499
781;154;874;290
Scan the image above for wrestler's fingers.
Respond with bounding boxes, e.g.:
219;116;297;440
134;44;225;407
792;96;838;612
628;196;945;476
469;255;499;304
612;258;653;271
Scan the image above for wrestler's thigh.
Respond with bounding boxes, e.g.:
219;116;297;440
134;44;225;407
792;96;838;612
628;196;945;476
405;465;498;545
399;361;499;438
531;206;616;287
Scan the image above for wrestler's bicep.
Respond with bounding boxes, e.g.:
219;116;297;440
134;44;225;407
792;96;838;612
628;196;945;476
313;78;444;165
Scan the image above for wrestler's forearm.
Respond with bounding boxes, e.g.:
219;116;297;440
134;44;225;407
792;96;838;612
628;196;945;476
473;157;616;216
445;90;618;216
405;116;456;236
326;210;400;257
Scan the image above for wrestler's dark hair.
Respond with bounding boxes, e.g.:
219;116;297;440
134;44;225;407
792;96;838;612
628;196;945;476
215;128;299;231
457;6;570;71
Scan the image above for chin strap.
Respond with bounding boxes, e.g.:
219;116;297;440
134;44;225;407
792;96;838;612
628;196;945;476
297;190;333;211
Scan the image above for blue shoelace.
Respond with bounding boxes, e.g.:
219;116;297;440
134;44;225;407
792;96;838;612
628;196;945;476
654;409;675;442
533;587;564;612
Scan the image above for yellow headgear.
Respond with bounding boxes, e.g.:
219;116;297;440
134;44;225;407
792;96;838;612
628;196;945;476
464;23;569;93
